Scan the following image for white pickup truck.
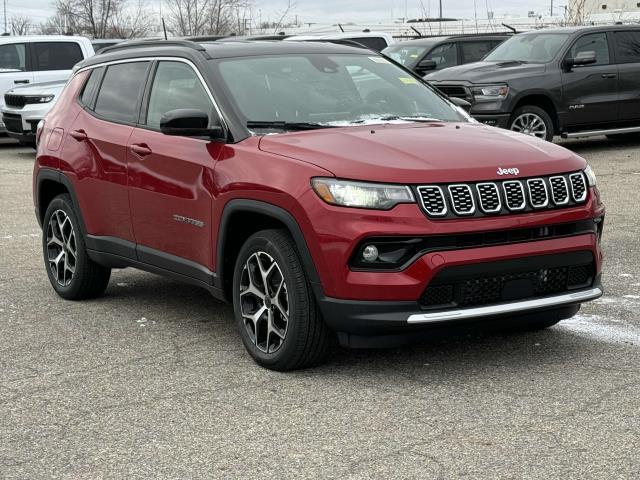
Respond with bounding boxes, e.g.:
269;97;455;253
0;36;94;144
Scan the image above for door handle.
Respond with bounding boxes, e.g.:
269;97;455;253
69;129;87;141
601;74;616;79
130;143;152;157
14;79;29;84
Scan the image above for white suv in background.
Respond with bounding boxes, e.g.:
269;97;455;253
0;36;94;142
286;31;394;52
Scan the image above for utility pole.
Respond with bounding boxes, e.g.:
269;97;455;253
3;0;6;35
551;0;554;16
439;0;442;19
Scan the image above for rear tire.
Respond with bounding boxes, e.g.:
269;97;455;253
509;105;554;142
42;194;111;300
232;229;331;371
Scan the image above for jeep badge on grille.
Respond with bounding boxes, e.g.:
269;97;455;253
497;167;520;176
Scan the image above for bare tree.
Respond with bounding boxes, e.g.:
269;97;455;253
9;15;33;35
164;0;251;36
272;0;295;34
41;0;155;38
109;0;155;38
55;0;124;38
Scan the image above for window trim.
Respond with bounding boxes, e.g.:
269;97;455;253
78;66;105;110
75;56;229;138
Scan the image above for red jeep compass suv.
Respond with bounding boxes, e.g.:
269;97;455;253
34;40;604;370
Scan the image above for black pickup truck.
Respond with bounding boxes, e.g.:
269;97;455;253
426;25;640;141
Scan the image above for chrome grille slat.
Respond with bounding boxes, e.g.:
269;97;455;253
526;178;549;208
448;184;475;215
502;180;526;211
549;176;569;205
476;183;501;213
416;186;447;216
569;172;587;202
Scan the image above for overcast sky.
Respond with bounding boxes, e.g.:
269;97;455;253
11;0;554;28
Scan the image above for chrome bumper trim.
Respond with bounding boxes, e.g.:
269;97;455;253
407;287;602;324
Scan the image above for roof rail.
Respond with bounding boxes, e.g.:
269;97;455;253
299;38;372;50
99;39;211;59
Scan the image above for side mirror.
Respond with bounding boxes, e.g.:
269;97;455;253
159;109;225;139
564;50;597;69
415;59;437;75
448;96;472;112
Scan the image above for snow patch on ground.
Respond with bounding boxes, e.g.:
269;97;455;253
560;313;640;346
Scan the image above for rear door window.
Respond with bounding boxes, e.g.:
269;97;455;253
34;42;84;70
0;43;27;71
613;31;640;63
460;41;496;63
94;62;150;123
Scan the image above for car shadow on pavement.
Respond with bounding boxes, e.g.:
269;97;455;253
96;270;601;375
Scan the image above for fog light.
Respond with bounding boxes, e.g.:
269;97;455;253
362;245;379;263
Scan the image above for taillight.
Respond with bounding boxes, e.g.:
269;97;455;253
36;119;45;146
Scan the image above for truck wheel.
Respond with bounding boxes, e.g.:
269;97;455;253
43;194;111;300
233;229;331;371
509;105;554;142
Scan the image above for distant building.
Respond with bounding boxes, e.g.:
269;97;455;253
574;0;640;15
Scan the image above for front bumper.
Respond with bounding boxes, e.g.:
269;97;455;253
2;103;51;143
471;113;511;129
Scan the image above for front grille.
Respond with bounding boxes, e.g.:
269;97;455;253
569;173;587;202
4;93;26;108
476;183;501;213
418;252;595;310
527;178;549;208
416;171;588;219
2;113;23;133
549;176;569;205
416;186;447;216
434;85;469;99
448;184;475;215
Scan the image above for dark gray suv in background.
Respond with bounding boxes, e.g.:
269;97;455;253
426;25;640;141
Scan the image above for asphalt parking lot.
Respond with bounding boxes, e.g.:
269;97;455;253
1;136;639;479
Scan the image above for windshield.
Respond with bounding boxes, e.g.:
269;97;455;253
484;33;569;63
212;54;466;131
382;45;430;67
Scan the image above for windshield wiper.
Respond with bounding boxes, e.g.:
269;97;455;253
246;121;335;131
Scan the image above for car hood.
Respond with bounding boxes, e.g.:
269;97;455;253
6;80;67;96
258;123;585;184
425;61;547;84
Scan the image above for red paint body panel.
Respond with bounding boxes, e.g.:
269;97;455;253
258;123;585;183
127;128;224;268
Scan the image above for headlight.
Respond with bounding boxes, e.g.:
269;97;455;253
584;165;597;186
26;95;55;104
311;178;414;210
471;84;509;101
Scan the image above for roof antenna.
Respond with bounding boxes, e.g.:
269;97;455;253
162;18;168;40
338;23;344;32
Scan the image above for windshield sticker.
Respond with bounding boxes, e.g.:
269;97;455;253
398;77;419;85
369;56;390;64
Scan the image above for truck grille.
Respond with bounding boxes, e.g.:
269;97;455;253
416;172;588;219
419;252;595;310
433;85;470;100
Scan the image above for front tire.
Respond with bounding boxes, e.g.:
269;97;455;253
42;194;111;300
509;105;554;142
232;229;331;371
